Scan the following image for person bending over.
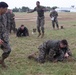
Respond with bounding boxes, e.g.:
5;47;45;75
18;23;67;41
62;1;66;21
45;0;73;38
16;25;29;37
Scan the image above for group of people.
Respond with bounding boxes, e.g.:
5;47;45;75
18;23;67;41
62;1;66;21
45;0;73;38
16;1;59;38
3;8;16;33
28;1;59;38
0;1;73;68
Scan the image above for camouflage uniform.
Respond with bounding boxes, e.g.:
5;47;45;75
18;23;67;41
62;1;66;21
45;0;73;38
0;15;11;61
16;27;29;37
5;12;16;33
35;40;72;63
10;13;16;33
2;13;11;33
50;10;59;29
29;6;45;35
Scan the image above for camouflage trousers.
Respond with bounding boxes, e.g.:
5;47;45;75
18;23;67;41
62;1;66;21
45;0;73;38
37;42;56;63
0;42;11;53
37;41;66;63
28;42;72;63
37;16;45;33
52;19;59;29
0;32;11;59
10;21;16;33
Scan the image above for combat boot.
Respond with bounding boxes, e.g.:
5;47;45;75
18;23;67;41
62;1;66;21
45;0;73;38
41;33;44;38
38;32;41;37
28;54;35;59
0;60;6;68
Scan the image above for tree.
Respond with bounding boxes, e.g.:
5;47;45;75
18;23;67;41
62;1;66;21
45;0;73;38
22;6;29;12
12;7;19;12
52;6;58;9
46;6;51;11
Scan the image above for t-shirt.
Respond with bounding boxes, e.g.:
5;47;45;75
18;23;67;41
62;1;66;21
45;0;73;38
33;6;45;17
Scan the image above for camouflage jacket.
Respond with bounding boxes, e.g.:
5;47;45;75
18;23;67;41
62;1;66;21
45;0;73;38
50;10;58;18
0;15;9;43
31;6;45;17
38;40;71;61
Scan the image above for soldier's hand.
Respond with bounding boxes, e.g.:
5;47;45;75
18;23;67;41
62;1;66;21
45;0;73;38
64;53;69;58
0;39;4;45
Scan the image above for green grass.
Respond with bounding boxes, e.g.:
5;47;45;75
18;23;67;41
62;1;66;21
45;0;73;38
0;12;76;75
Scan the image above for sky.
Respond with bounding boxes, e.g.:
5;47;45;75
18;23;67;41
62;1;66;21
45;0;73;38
1;0;76;9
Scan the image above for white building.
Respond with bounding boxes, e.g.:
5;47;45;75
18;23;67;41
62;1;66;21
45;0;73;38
56;7;76;12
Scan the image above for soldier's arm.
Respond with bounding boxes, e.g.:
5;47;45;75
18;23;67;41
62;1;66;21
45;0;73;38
6;14;11;31
25;27;29;36
28;7;36;13
0;39;4;45
16;28;20;36
26;28;29;36
56;50;64;61
0;16;3;39
0;16;4;44
12;13;15;19
56;11;58;17
42;6;46;11
66;48;72;56
50;12;52;18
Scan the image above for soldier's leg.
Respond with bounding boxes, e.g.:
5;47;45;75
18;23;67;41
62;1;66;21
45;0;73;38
10;25;12;33
55;19;59;29
41;18;45;38
36;48;46;63
52;21;55;29
28;48;46;63
28;42;47;63
36;42;47;63
13;21;16;33
37;18;41;37
0;42;11;67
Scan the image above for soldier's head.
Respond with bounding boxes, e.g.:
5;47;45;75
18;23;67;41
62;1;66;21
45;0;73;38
52;7;55;11
36;1;40;7
60;39;68;48
0;2;8;15
20;25;25;30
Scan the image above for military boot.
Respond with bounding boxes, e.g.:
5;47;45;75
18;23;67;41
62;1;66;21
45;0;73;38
41;33;44;38
38;32;41;37
0;60;6;68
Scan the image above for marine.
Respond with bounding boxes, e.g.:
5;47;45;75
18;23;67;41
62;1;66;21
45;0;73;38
16;25;29;37
0;2;11;67
28;1;46;38
28;39;72;63
50;7;59;29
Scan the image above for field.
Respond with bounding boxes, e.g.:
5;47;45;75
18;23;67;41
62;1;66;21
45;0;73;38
0;12;76;75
